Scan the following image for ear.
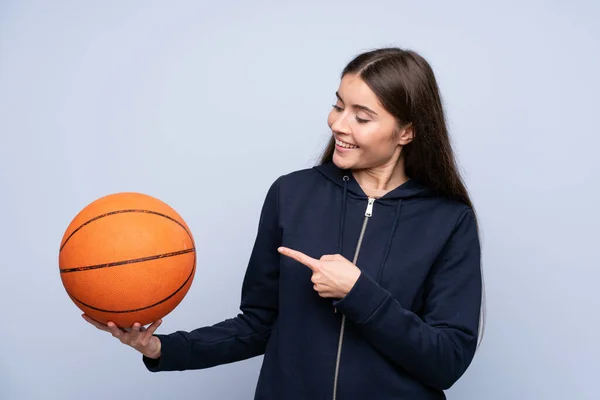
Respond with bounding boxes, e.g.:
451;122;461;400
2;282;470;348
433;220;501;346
396;123;414;146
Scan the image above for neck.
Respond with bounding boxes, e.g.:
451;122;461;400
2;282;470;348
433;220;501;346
352;155;408;198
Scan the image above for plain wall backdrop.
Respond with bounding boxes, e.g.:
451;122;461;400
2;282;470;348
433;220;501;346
1;0;599;399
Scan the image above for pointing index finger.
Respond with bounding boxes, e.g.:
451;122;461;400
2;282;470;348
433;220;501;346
278;247;319;271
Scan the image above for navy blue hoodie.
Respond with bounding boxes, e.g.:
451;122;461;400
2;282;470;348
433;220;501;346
143;161;482;399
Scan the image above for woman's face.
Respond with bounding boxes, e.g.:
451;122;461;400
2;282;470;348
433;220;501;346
327;73;412;171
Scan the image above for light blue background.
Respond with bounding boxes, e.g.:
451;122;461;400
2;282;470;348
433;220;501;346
1;1;598;399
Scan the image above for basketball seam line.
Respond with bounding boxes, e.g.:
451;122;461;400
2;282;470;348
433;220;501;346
66;252;197;314
59;248;195;273
59;209;193;252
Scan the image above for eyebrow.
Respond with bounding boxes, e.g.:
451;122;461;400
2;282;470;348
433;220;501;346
336;91;378;116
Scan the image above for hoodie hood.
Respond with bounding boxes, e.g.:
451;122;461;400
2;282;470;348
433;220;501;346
313;161;434;201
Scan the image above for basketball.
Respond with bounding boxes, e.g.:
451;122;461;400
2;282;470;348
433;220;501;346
58;192;196;328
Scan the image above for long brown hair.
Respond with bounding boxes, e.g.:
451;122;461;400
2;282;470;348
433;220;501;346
321;47;485;345
320;47;473;210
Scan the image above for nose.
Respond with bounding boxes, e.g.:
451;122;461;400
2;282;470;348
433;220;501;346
330;110;351;135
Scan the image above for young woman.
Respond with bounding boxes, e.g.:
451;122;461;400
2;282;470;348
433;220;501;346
84;47;484;399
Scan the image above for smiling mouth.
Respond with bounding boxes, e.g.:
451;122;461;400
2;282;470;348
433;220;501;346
335;139;359;149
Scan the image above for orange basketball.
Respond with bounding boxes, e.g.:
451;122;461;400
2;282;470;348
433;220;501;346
58;192;196;328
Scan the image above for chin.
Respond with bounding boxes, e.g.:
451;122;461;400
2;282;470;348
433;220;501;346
332;152;354;170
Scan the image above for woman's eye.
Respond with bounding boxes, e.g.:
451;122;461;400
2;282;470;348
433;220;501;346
355;116;370;124
332;104;343;112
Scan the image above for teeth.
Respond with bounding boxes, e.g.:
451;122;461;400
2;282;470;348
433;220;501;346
336;139;358;149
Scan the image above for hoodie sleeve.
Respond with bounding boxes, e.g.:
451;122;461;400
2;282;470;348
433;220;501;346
332;207;482;390
142;178;282;372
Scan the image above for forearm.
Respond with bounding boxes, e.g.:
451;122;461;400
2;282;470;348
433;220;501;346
333;272;478;390
143;312;274;371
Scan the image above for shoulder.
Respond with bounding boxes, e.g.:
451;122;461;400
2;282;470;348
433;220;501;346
280;166;322;184
261;166;337;220
429;197;479;243
269;166;327;194
404;191;477;238
432;197;474;222
260;166;324;202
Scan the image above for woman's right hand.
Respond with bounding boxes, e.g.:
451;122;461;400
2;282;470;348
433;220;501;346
82;314;163;359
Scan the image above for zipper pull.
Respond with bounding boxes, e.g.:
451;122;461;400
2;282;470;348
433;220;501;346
365;197;375;217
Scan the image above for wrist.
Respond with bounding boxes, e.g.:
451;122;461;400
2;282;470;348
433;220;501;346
145;336;162;359
342;270;362;298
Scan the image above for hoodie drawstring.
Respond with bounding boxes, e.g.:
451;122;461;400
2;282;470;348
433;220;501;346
375;199;403;283
337;175;404;284
338;175;349;253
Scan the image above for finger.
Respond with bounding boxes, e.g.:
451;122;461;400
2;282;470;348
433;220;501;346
129;322;142;342
317;290;333;298
106;321;125;339
82;314;111;332
145;319;163;336
313;283;327;292
278;247;320;271
323;254;347;261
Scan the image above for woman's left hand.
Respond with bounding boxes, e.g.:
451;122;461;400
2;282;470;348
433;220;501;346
278;247;361;299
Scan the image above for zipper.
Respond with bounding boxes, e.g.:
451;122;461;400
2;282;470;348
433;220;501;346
332;197;375;400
